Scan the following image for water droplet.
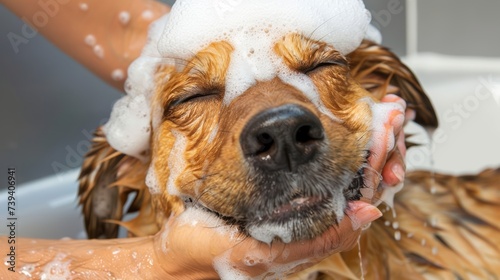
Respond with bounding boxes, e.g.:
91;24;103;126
392;222;399;230
429;216;438;228
141;10;154;20
79;2;88;11
84;34;96;46
394;231;401;241
384;220;391;227
111;69;125;81
112;248;121;255
93;45;105;58
132;251;137;259
432;247;438;255
421;239;426;246
118;11;131;25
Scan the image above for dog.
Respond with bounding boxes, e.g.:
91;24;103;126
79;2;500;279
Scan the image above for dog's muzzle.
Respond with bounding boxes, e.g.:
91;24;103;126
240;104;324;173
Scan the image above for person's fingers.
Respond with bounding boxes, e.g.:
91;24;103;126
381;147;405;187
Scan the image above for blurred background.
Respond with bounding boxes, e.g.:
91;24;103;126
0;1;499;184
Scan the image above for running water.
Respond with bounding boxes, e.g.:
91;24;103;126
426;128;437;194
357;236;365;280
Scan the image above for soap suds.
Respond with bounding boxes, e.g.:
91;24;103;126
145;165;161;194
141;10;154;20
111;69;125;81
104;1;375;161
84;34;96;47
93;45;105;59
79;3;88;12
40;253;71;280
118;11;131;26
166;130;187;196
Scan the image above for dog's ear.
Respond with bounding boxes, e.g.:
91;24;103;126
348;40;438;129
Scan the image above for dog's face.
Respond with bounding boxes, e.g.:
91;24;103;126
148;33;376;242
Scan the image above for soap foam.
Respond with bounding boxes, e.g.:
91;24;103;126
40;253;72;280
166;130;187;196
104;1;375;160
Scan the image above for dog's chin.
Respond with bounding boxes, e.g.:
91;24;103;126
246;196;344;243
186;167;364;244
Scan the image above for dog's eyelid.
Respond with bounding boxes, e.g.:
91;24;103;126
170;90;220;107
304;58;347;74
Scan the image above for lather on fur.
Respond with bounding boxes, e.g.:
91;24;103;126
79;35;500;279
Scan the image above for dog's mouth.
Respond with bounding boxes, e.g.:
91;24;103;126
184;166;365;243
270;195;327;220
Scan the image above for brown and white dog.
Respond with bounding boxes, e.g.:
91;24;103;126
79;20;500;280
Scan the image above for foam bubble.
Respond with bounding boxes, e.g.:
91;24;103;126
103;95;151;159
79;3;88;12
84;34;96;47
141;10;154;20
145;165;161;194
93;45;105;59
247;223;293;244
166;130;187;196
20;264;35;277
111;69;125;81
118;11;131;25
159;0;370;59
40;253;71;280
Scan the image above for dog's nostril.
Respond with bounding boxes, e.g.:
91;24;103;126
256;132;275;154
240;104;324;172
295;125;324;144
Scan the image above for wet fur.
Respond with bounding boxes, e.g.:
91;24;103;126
79;36;500;278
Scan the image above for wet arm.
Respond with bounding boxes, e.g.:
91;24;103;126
1;0;170;90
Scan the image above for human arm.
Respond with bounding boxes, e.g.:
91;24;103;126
0;0;170;90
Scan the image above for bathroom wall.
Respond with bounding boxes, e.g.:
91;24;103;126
417;0;500;57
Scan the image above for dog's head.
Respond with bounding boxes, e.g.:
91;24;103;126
142;2;437;243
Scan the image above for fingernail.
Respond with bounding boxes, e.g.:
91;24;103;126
392;164;405;183
356;204;383;225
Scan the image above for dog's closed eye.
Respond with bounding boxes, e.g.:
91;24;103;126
171;90;220;107
303;58;348;74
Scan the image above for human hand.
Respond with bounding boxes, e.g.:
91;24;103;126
152;201;381;279
362;94;412;206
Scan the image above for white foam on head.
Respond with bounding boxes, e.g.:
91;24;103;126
159;0;370;59
158;0;370;107
104;1;377;163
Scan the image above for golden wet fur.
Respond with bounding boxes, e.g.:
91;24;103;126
79;34;500;279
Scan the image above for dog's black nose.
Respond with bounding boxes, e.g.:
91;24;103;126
240;104;324;172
